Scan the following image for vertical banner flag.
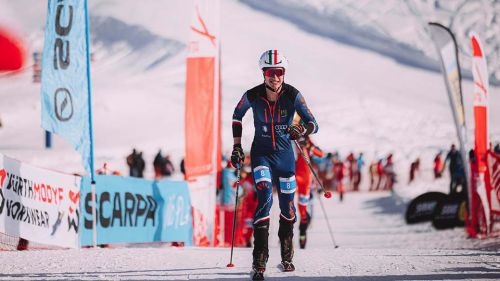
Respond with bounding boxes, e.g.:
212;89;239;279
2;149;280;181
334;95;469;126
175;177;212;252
185;0;220;245
471;34;492;231
428;22;471;218
41;0;93;174
471;34;489;173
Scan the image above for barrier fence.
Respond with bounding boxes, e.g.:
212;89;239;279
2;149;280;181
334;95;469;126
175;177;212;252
0;153;194;250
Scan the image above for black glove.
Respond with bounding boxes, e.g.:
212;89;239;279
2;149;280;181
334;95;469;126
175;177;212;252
231;144;245;167
288;124;306;140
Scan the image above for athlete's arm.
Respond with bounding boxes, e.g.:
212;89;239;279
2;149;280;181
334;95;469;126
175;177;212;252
232;92;251;145
294;92;318;136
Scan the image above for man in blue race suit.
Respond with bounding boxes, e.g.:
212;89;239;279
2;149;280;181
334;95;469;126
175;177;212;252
231;49;319;275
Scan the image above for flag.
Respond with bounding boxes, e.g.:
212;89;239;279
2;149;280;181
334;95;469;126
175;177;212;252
471;33;489;173
41;0;93;174
428;22;472;223
184;0;221;246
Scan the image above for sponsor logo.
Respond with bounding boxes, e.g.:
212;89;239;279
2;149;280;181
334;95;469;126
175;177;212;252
275;124;288;130
52;1;75;122
54;88;74;121
415;202;437;213
84;192;157;229
262;125;268;133
280;109;287;118
441;203;458;215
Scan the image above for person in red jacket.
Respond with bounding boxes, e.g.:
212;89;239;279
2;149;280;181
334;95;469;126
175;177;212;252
295;135;323;249
433;152;443;179
333;155;345;201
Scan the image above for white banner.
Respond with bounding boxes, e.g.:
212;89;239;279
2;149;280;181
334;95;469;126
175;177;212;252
0;153;80;248
188;174;216;246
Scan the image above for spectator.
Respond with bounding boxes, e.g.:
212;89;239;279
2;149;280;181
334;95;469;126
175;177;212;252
433;152;443;179
319;153;334;192
126;148;140;177
346;152;355;190
136;152;145;178
333;156;345;201
353;152;364;191
369;161;377;191
162;154;175;177
444;144;465;194
153;150;165;179
409;158;420;184
494;143;500;156
383;154;396;191
180;158;185;177
375;159;384;190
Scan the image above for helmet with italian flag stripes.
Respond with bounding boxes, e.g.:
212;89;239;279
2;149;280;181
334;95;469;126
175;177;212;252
259;49;288;70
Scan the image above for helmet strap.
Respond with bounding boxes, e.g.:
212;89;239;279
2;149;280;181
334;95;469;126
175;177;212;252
265;82;282;94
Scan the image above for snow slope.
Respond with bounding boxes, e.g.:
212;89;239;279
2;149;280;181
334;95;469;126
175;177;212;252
0;192;499;280
241;0;500;84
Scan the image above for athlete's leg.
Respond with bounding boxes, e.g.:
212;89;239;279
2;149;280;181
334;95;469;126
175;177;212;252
271;150;296;265
250;154;273;270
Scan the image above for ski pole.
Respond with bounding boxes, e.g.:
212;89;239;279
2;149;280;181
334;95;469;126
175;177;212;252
294;140;339;248
293;140;331;198
316;187;339;248
227;163;241;267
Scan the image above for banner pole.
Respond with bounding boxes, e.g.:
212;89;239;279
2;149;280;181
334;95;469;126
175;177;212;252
84;0;97;247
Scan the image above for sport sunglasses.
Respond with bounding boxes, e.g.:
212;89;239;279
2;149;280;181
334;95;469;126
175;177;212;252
263;68;285;77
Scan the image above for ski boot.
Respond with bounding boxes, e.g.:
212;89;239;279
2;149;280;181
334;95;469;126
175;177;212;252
252;266;265;281
252;220;269;280
298;213;311;249
278;218;295;272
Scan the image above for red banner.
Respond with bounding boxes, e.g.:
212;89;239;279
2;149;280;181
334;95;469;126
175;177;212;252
184;0;220;246
185;57;215;178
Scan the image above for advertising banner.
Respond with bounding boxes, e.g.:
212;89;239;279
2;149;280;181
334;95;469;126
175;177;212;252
41;0;93;173
428;22;471;223
184;0;220;246
0;153;80;248
79;175;192;246
405;192;447;224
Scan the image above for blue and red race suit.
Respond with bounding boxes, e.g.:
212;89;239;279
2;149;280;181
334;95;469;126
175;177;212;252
232;83;318;224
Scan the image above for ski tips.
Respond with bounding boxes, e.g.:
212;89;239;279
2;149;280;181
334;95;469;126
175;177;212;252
227;263;235;267
324;191;332;199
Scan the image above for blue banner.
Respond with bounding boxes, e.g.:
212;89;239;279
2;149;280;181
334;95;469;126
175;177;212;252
80;176;193;246
41;0;92;173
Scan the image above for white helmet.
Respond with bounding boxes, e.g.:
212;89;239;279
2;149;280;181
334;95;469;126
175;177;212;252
259;49;288;70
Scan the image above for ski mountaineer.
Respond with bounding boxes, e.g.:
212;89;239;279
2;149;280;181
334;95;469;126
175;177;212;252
293;116;324;249
231;49;319;280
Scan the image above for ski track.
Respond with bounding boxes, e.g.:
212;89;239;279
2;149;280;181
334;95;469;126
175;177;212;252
0;193;499;280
